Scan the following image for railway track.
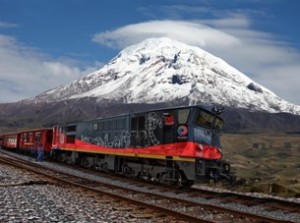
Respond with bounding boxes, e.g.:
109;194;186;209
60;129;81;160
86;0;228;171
190;187;300;216
0;150;299;223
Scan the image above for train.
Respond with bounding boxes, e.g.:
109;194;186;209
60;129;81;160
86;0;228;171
0;105;233;187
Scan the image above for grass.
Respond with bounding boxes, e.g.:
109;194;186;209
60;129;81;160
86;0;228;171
220;132;300;197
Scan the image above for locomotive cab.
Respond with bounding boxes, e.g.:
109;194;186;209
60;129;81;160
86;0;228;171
191;108;231;182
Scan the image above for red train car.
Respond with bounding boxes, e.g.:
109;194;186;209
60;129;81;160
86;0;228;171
18;128;53;154
0;128;53;157
1;133;19;149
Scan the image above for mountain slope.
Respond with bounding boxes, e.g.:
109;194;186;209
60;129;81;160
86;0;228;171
30;38;300;115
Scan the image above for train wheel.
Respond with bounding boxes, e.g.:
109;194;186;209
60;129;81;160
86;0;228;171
100;163;108;171
122;166;135;177
180;180;194;188
157;170;182;187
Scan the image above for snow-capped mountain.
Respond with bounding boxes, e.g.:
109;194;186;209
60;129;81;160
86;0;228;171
32;37;300;115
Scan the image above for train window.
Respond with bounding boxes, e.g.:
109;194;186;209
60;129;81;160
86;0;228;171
117;119;125;129
178;109;190;124
196;111;224;130
35;132;41;142
93;122;98;131
23;133;27;142
67;125;76;132
28;133;33;143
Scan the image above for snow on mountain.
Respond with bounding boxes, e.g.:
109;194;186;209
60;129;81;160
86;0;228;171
32;37;300;115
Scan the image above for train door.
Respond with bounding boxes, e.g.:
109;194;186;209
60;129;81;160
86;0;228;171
44;130;53;151
35;131;41;147
52;126;60;148
130;115;146;147
163;111;176;144
0;135;3;147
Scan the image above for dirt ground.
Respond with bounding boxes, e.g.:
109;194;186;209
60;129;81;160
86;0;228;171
221;133;300;198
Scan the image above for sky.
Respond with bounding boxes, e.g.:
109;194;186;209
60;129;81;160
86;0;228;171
0;0;300;105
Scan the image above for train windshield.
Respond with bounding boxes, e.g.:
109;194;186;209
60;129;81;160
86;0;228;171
194;110;223;147
196;110;223;131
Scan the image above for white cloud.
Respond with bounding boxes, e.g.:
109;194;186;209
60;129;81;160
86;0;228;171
92;20;240;50
0;21;18;28
0;34;89;102
92;19;300;105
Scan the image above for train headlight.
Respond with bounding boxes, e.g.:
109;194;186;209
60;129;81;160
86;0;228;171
198;144;222;160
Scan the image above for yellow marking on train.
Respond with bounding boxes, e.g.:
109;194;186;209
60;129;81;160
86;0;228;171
59;147;195;162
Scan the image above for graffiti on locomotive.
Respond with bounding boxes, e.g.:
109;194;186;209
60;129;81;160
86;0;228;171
81;112;163;148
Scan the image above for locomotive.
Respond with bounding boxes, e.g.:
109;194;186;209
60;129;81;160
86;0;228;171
0;105;233;187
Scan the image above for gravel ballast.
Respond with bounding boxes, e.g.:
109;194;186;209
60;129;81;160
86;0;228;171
1;148;300;222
